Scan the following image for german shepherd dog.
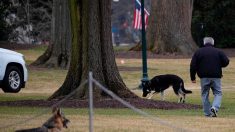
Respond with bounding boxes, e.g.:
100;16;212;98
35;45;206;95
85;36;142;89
15;108;70;132
142;74;192;103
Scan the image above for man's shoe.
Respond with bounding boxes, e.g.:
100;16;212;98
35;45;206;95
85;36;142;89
211;107;217;117
205;114;211;117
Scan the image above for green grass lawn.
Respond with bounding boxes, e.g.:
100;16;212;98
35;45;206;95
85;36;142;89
0;47;235;132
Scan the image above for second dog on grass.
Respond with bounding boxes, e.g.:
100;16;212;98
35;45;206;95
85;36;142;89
142;74;192;103
15;107;70;132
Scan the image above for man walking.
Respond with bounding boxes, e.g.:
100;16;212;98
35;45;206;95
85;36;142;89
190;37;229;117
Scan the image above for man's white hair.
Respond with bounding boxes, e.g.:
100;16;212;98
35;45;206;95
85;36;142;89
203;37;214;45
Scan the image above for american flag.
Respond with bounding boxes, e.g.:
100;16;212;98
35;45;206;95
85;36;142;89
133;0;150;30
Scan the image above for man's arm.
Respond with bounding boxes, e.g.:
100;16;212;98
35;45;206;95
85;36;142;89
220;51;229;67
190;54;197;82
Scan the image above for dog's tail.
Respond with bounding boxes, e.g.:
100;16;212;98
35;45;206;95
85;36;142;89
180;82;192;94
182;88;192;94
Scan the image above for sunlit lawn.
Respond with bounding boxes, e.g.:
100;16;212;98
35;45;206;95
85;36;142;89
0;46;235;132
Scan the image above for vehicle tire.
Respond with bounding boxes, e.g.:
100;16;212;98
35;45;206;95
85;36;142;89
2;66;23;93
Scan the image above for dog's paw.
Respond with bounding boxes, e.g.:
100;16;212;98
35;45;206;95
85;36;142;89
178;97;183;103
178;97;186;103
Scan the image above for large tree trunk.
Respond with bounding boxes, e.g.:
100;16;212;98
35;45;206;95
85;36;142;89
147;0;197;55
49;0;137;100
31;0;71;68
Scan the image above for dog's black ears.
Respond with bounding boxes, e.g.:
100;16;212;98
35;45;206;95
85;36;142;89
141;80;150;88
141;82;146;88
142;80;151;97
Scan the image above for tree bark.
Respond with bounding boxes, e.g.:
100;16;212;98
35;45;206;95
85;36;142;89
147;0;197;55
31;0;71;68
49;0;137;100
130;0;198;55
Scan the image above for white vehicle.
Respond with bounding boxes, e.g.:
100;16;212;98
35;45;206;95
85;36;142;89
0;48;28;93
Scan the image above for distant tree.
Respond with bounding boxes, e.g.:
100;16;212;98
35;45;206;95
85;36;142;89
31;0;71;68
192;0;235;48
0;0;12;41
3;0;52;44
30;0;52;42
49;0;136;99
146;0;197;55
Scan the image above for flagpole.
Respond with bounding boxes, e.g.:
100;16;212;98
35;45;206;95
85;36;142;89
140;0;149;86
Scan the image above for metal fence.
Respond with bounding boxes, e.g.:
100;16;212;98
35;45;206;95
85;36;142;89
0;71;195;132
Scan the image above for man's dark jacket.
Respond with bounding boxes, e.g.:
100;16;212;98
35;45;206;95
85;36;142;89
190;44;229;81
